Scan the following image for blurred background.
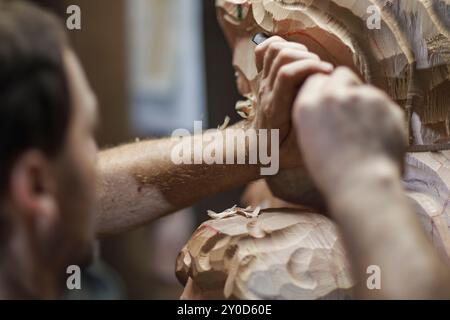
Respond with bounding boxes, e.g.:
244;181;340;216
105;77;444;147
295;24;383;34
29;0;245;299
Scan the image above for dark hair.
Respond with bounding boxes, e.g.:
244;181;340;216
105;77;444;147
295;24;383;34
0;0;71;193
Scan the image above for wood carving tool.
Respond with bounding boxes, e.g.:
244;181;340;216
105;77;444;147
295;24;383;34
252;32;270;45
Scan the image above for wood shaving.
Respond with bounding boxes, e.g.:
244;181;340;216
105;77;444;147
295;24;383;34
208;205;261;220
235;95;256;120
218;116;231;130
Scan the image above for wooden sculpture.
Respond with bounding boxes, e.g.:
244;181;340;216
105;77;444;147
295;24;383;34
176;0;450;300
177;208;353;300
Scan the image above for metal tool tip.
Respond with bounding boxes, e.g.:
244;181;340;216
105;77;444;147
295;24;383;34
252;33;270;45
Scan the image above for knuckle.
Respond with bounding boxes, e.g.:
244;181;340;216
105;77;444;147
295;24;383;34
306;52;320;61
321;89;345;106
270;35;285;43
278;65;293;81
282;47;296;59
255;44;265;57
304;59;325;69
256;37;285;55
321;92;338;106
334;66;351;74
332;66;356;79
302;73;327;91
346;89;364;103
309;72;327;82
268;42;282;54
297;43;308;51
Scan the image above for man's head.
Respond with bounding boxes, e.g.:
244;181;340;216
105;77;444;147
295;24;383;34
0;0;98;296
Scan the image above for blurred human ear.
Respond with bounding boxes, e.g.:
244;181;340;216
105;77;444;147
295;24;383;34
9;150;59;232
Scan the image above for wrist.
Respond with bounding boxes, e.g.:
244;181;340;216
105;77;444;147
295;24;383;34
325;155;402;213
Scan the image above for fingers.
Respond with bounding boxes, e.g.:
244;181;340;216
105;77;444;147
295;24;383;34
254;36;307;74
268;49;325;87
255;36;286;73
254;36;337;135
293;67;365;129
262;43;311;79
272;60;335;119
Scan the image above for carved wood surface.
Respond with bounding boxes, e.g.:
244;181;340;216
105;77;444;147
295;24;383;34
176;209;354;300
404;151;450;263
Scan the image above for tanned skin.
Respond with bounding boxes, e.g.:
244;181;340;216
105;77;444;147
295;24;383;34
96;126;262;235
95;36;333;235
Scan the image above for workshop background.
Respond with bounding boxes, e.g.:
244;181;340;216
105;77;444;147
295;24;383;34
29;0;243;299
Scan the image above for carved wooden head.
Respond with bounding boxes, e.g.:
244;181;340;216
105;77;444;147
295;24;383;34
217;0;450;146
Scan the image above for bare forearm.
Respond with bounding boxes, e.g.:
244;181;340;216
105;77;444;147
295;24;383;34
327;158;450;299
96;123;261;235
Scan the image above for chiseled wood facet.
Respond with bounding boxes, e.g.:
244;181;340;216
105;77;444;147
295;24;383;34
177;209;353;300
